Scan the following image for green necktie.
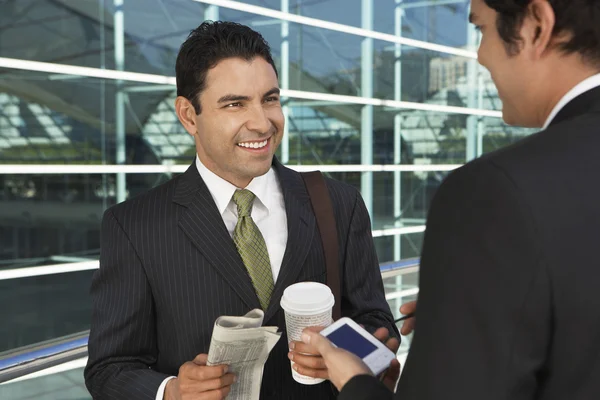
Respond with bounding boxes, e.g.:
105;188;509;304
232;189;274;310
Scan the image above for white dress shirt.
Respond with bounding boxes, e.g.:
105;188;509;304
542;73;600;129
156;156;288;400
195;156;288;281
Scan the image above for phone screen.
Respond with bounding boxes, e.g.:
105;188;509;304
325;323;378;358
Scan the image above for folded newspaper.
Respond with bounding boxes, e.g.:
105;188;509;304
206;309;282;400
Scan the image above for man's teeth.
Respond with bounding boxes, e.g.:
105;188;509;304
238;140;268;149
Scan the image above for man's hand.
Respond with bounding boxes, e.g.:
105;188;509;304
288;329;329;380
296;327;373;391
399;301;417;336
289;326;400;392
371;327;401;392
164;354;236;400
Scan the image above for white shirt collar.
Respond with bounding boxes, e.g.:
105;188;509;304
542;73;600;129
195;155;277;216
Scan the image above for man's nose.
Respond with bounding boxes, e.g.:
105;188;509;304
245;104;272;134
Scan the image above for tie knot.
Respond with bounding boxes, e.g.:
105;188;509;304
233;189;256;217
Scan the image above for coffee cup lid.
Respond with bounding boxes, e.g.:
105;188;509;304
280;282;335;316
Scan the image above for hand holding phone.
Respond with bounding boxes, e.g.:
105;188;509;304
319;317;397;375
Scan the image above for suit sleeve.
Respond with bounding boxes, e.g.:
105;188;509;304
342;189;399;338
338;374;394;400
84;209;169;399
396;160;551;400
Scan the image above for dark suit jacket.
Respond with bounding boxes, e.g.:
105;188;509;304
339;87;600;400
84;159;397;400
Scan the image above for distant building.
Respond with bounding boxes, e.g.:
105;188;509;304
429;56;469;93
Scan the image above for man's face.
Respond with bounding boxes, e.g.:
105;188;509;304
470;0;541;127
190;57;284;188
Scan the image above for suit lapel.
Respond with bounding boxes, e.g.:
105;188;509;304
173;163;261;311
264;160;316;322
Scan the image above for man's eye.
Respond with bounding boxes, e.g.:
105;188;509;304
265;97;279;103
226;102;242;108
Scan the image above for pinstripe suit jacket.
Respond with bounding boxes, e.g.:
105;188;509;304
84;158;397;400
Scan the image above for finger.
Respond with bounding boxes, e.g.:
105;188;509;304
385;337;400;354
372;327;399;353
372;327;390;343
198;385;232;400
399;301;416;315
198;373;236;391
289;340;319;355
288;352;327;370
301;328;335;357
381;359;401;392
401;318;415;336
188;364;229;381
292;361;330;380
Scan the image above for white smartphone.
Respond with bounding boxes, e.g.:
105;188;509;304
319;317;396;376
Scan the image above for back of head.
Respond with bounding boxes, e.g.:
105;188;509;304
485;0;600;66
176;21;278;114
472;0;600;127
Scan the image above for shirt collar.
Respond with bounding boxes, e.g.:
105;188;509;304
245;166;277;215
195;155;276;216
543;73;600;129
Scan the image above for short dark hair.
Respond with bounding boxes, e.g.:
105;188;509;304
175;21;278;114
484;0;600;65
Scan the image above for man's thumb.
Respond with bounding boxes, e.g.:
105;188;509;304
301;328;333;354
193;353;208;365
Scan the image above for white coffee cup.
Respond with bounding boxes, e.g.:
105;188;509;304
280;282;335;385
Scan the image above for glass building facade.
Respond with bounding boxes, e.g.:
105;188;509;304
0;0;534;385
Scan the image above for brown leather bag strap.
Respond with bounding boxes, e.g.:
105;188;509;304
301;171;341;321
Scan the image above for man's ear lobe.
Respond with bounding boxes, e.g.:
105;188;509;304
175;96;197;136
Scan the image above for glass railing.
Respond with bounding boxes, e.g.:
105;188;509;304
0;259;419;399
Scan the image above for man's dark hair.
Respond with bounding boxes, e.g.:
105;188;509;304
176;21;278;114
484;0;600;65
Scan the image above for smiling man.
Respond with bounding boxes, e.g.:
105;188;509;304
83;21;397;400
298;0;600;399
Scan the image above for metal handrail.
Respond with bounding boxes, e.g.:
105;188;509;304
0;259;420;384
0;331;89;383
380;258;420;278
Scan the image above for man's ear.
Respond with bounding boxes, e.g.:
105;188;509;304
175;96;198;136
523;0;556;59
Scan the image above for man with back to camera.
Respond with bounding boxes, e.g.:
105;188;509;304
294;0;600;399
83;21;401;400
